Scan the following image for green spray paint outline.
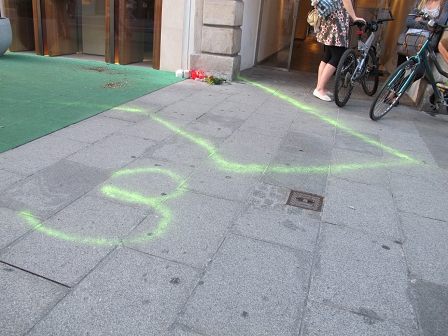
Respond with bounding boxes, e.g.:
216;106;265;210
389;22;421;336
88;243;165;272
19;78;421;245
20;168;187;246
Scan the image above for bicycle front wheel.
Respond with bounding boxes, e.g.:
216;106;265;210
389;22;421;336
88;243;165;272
369;59;419;121
334;49;356;107
361;48;379;96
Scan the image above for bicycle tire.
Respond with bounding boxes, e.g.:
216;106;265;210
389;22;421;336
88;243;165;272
361;48;379;96
334;49;356;107
369;59;419;121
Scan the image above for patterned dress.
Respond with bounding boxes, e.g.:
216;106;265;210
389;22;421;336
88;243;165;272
316;5;350;48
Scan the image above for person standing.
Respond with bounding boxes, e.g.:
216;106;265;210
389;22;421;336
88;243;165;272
397;0;448;68
313;0;365;101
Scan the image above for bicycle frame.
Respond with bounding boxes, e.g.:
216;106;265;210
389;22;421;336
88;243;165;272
352;26;377;80
393;29;448;107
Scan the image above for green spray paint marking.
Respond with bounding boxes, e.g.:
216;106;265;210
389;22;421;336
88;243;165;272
19;79;422;246
20;168;187;246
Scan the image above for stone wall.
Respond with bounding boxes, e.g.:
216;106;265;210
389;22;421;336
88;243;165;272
190;0;244;81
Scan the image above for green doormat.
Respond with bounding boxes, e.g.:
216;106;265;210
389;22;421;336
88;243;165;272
0;52;183;153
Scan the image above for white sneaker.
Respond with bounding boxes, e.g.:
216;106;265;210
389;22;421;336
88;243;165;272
313;89;332;102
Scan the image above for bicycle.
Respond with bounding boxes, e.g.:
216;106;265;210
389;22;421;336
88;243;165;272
334;11;394;107
370;10;448;120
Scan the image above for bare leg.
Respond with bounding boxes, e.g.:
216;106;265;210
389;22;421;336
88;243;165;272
315;62;336;96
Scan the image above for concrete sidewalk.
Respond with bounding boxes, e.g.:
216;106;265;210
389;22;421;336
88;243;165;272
1;67;447;335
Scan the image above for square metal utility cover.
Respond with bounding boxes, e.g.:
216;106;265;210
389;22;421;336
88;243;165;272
286;190;323;212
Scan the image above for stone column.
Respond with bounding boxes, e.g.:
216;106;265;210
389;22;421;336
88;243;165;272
190;0;243;81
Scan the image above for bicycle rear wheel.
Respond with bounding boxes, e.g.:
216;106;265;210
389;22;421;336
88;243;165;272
334;49;356;107
361;48;379;96
369;59;419;121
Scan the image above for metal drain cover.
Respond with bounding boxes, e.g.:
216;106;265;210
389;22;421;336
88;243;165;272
286;190;323;212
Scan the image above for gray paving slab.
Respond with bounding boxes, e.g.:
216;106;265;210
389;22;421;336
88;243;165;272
208;99;259;120
146;133;218;168
28;247;201;335
426;143;448;169
67;133;156;170
0;134;88;176
330;148;390;187
255;96;301;119
216;130;283;164
301;300;419;336
125;191;242;269
389;172;448;221
289;123;337;144
278;130;334;155
183;113;245;141
262;149;330;196
0;262;69;336
334;113;381;135
380;131;433;154
170;324;205;335
383;149;443;182
117;115;190;142
0;207;33;250
135;86;193;106
410;279;448;336
413;114;448;149
182;90;232;106
95;157;196;212
101;101;162;122
335;129;383;157
184;154;264;201
322;178;401;239
178;234;313;335
51;115;133;144
0;168;23;191
225;89;270;108
399;212;448;286
0;195;148;286
239;113;294;137
0;159;110;219
155;99;214;121
309;223;416;328
232;206;320;252
376;117;421;136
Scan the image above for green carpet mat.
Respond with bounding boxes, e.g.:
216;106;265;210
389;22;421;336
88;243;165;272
0;52;183;153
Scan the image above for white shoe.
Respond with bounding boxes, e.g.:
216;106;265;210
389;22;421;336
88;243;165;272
313;89;331;102
326;91;334;97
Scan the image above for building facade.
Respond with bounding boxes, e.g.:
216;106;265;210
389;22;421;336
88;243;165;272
0;0;416;80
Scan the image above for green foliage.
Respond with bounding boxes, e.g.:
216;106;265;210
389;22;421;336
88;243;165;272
205;76;227;85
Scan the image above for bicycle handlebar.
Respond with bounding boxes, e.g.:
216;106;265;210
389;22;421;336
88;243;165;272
410;9;448;31
351;9;394;31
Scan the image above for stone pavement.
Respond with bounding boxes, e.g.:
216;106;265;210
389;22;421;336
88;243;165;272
1;67;447;335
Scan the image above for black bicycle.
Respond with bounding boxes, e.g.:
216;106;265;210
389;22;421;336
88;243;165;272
370;10;448;120
334;11;394;107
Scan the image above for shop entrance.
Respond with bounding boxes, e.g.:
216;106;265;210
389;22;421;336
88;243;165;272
2;0;160;67
256;0;392;74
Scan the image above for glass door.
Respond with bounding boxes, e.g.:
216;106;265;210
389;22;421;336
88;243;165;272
255;0;298;71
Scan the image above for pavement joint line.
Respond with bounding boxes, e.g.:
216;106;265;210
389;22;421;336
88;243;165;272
0;260;71;289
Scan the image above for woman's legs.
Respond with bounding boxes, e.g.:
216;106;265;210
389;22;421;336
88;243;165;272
315;62;337;96
314;45;345;100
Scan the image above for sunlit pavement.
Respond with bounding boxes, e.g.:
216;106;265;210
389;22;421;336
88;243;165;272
1;67;447;335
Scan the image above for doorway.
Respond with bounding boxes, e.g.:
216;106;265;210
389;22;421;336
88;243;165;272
255;0;322;72
4;0;160;67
